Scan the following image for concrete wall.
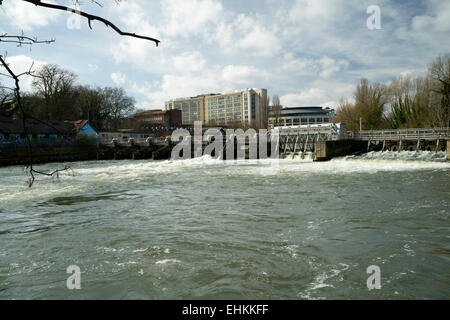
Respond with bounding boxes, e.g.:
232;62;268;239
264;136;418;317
447;140;450;161
315;140;367;161
0;146;97;166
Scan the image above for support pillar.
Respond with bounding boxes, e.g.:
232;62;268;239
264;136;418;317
447;140;450;161
302;135;309;159
283;136;289;157
292;135;299;159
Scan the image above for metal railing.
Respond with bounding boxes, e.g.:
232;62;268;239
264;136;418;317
352;127;450;141
99;137;168;147
275;123;347;141
0;138;96;150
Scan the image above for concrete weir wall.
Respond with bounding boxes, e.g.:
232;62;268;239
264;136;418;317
447;141;450;161
314;140;367;161
0;146;98;166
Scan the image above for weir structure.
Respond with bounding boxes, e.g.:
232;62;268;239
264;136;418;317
97;125;450;162
1;125;448;165
277;125;450;161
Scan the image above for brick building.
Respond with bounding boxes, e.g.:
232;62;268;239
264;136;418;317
134;109;182;127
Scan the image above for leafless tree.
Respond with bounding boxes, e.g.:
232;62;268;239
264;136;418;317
102;87;136;131
0;0;160;186
428;55;450;127
334;79;388;131
270;94;283;127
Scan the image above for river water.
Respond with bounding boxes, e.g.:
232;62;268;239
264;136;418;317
0;151;449;299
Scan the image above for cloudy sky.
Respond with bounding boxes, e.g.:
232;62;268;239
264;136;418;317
1;0;449;110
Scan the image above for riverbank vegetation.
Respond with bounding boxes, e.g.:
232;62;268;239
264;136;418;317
334;55;450;131
0;64;137;131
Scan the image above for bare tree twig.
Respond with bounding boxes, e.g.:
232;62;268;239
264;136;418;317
0;85;15;91
21;0;160;46
0;54;72;187
1;1;161;186
0;34;56;46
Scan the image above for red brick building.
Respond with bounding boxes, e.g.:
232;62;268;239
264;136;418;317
134;109;182;127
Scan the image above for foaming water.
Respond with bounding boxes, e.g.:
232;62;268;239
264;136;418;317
346;150;448;162
0;153;449;299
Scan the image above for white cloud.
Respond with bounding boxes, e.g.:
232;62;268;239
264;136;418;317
412;1;450;32
2;0;61;31
112;37;169;73
280;81;354;108
138;73;223;108
113;1;163;40
87;64;99;71
281;88;326;107
2;55;47;92
3;0;444;115
172;52;206;72
212;13;281;57
131;63;268;108
162;0;223;38
111;72;126;85
282;54;318;75
237;25;280;57
287;0;356;26
319;56;349;79
221;65;261;85
281;54;349;79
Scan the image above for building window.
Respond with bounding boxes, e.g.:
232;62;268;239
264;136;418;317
301;118;307;123
234;94;241;105
251;94;256;120
317;118;323;123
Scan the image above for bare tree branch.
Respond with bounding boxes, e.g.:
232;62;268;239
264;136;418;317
0;54;72;187
0;1;160;186
20;0;160;46
0;33;56;46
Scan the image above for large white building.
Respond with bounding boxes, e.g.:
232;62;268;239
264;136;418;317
268;106;335;128
165;89;268;128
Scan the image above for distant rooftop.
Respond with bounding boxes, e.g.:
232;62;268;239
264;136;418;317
267;106;334;117
167;89;267;102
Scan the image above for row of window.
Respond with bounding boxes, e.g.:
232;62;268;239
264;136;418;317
207;94;244;123
167;92;264;125
269;117;331;125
